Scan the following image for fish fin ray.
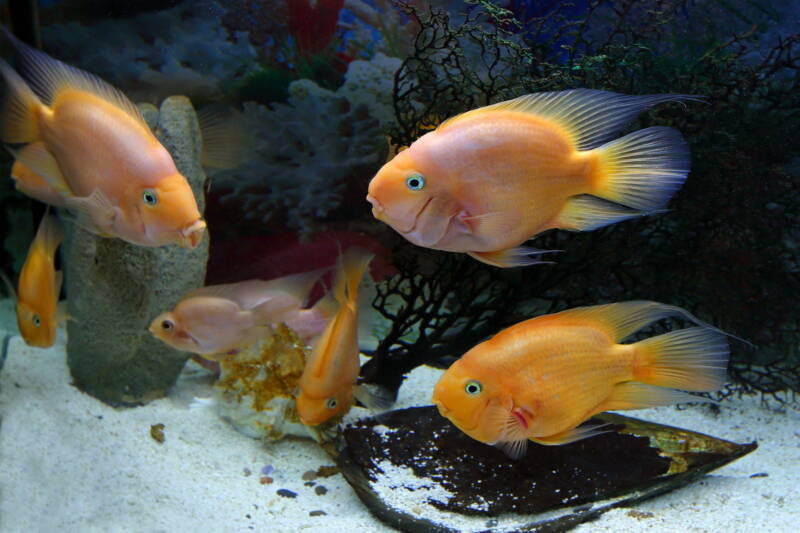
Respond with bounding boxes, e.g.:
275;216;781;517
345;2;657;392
493;438;528;460
591;126;689;211
600;382;708;411
556;195;647;231
3;28;147;126
34;213;64;257
633;327;729;392
10;143;72;198
468;247;559;268
0;58;42;143
438;89;700;150
544;300;740;344
0;269;17;301
197;104;248;171
531;423;611;446
353;383;395;411
438;90;700;150
64;188;118;235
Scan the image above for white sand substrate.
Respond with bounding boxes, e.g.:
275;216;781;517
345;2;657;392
0;300;797;533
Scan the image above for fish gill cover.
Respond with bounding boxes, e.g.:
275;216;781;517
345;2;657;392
360;0;800;403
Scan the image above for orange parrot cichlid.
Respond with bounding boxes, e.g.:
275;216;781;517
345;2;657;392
149;268;334;360
367;89;696;267
0;29;205;248
295;248;391;426
432;301;731;459
0;214;68;348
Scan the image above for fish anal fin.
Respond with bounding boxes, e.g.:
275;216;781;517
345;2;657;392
530;423;611;446
12;142;72;198
556;195;645;232
599;381;706;412
468;247;559;268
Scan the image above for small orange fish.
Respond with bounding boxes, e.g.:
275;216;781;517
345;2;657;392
0;214;67;348
431;301;730;459
149;269;332;360
367;89;695;267
295;248;390;426
0;30;205;248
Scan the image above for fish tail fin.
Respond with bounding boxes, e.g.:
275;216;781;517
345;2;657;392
632;327;729;391
0;59;43;143
588;126;690;214
197;104;248;171
336;247;374;309
34;213;64;257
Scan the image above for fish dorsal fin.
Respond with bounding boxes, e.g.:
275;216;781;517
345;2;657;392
3;27;148;127
439;90;700;151
542;301;741;344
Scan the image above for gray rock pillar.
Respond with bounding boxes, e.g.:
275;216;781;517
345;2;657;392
65;96;209;406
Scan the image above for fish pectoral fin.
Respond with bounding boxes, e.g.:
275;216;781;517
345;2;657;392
468;247;560;268
599;382;707;412
64;189;119;235
493;438;529;460
11;143;73;199
555;195;646;231
530;423;611;446
353;383;395;411
56;300;74;324
0;269;17;302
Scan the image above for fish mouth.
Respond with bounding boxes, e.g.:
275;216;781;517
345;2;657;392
400;197;432;235
366;194;384;219
180;219;207;249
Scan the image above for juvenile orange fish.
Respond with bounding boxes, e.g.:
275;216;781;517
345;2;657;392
0;30;205;248
431;301;730;459
367;89;695;267
1;215;67;347
149;269;331;360
295;248;389;426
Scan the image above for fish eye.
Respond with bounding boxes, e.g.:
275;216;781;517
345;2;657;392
325;398;338;410
464;380;482;396
405;173;425;191
142;189;159;206
161;319;174;331
32;313;41;327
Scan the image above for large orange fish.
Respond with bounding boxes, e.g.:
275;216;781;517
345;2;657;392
367;89;694;267
0;30;205;248
0;214;67;347
295;248;390;426
431;301;730;459
149;269;333;360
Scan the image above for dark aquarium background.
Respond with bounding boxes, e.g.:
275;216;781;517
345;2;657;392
0;0;798;401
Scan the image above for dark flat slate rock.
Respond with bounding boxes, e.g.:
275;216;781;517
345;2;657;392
334;406;756;532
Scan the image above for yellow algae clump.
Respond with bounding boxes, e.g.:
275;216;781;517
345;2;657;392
214;325;311;441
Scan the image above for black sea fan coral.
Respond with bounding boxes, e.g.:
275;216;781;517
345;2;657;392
361;0;800;401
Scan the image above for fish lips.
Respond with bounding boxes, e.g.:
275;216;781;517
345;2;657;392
180;219;206;249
